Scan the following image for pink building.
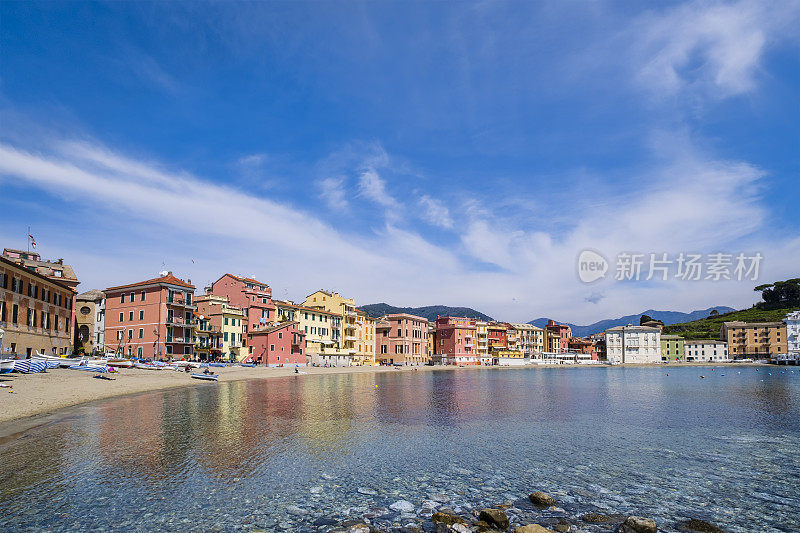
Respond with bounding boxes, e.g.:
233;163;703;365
435;316;478;365
375;313;429;365
105;272;196;359
546;319;572;353
244;321;305;366
209;274;276;359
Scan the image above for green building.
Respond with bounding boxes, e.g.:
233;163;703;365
661;334;685;361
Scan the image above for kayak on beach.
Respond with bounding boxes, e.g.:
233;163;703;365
190;373;218;381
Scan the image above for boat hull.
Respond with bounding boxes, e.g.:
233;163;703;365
190;373;218;381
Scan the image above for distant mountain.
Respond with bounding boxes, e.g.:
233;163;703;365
529;307;735;337
360;303;493;322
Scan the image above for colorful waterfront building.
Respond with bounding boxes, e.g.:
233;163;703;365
356;310;376;364
303;290;371;364
244;321;305;366
195;292;246;361
684;340;728;362
567;337;598;360
720;321;788;360
660;334;685;362
209;274;275;359
487;322;508;351
75;289;105;355
375;313;429;365
435;316;479;365
545;330;560;354
274;299;349;365
475;321;490;363
493;349;525;366
104;272;196;359
0;254;76;357
545;320;572;353
509;323;544;359
604;325;661;364
785;311;800;356
194;315;223;361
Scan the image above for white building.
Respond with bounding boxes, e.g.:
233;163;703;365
605;325;661;364
684;340;729;362
785;311;800;356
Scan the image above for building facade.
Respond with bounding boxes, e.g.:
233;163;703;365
510;323;545;358
684;340;729;362
303;290;373;364
435;316;479;365
720;321;788;359
784;311;800;356
75;289;105;355
605;325;661;364
567;337;598;360
245;321;305;366
660;334;685;362
0;255;76;357
545;320;572;353
209;274;275;359
376;313;429;365
275;299;350;366
104;272;196;359
195;293;245;361
475;321;489;363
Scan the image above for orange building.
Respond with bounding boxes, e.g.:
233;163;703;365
104;272;196;359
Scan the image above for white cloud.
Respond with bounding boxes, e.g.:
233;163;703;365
358;168;398;208
318;176;349;211
634;0;800;98
418;195;454;229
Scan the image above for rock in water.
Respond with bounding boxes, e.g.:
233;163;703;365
582;512;614;523
618;516;658;533
678;519;724;533
479;508;510;530
528;492;556;506
514;526;555;533
389;500;415;513
431;512;468;526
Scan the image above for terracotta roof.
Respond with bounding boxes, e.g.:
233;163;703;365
106;273;195;291
248;321;302;336
0;255;76;292
77;289;105;301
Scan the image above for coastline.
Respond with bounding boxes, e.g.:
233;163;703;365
0;360;765;438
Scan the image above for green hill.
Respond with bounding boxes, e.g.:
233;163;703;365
662;306;797;340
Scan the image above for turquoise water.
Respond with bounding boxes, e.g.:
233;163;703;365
1;366;798;532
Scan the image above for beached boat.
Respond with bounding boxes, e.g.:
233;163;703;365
106;359;134;368
190;373;218;381
34;352;84;367
69;363;109;373
0;359;14;374
14;359;48;373
133;362;163;370
208;362;226;368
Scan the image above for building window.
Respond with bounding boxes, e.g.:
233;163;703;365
119;312;124;322
270;344;275;351
139;310;144;320
129;311;134;321
137;347;143;357
141;291;146;301
138;328;143;339
121;294;125;303
128;330;133;340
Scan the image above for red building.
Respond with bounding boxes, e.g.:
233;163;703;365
244;321;305;366
376;313;429;365
435;316;478;365
545;319;572;353
487;322;508;351
209;274;276;358
105;272;196;359
568;337;598;360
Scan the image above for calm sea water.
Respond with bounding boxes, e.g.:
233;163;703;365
1;366;798;532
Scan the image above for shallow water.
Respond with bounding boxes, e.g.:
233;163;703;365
1;366;798;532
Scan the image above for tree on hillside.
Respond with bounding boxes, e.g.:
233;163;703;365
709;309;719;317
755;279;800;310
639;314;653;325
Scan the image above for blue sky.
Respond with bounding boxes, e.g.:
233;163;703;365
1;1;798;323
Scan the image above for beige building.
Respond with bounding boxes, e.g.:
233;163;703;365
509;323;544;358
196;293;246;361
303;290;373;364
545;330;561;353
720;321;787;359
684;340;729;362
356;311;377;364
274;299;352;365
75;289;105;355
475;321;490;364
0;254;76;357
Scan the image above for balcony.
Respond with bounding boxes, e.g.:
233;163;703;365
345;335;358;341
166;297;197;309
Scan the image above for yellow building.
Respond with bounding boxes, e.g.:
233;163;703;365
303;290;372;365
196;293;245;361
546;330;560;353
274;299;349;365
475;321;490;364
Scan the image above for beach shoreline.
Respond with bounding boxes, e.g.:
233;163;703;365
0;360;766;438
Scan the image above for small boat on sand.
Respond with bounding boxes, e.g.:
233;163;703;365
190;373;218;381
14;360;48;373
0;359;15;374
105;359;133;368
35;352;84;367
69;364;109;373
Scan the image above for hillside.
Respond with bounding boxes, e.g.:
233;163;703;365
662;306;798;340
359;303;493;322
529;306;734;337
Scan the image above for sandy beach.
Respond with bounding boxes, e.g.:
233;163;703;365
0;360;763;437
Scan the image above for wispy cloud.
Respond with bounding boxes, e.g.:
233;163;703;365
358;168;398;208
318;176;349;211
418;194;454;229
633;0;800;99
